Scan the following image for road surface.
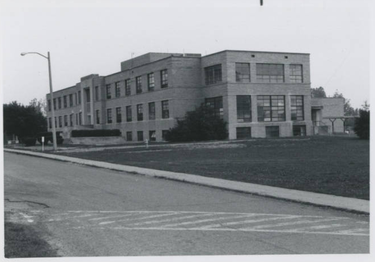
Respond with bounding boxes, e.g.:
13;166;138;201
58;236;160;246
4;152;369;256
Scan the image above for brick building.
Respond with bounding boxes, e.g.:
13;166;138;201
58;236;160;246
46;50;344;142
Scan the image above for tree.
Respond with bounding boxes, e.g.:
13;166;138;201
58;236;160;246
354;102;370;139
29;98;47;116
165;104;228;142
332;90;357;116
311;87;327;98
3;100;47;142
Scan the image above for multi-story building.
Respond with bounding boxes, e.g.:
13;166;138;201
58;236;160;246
46;50;344;142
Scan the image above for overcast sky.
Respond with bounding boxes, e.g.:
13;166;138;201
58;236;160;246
1;0;371;109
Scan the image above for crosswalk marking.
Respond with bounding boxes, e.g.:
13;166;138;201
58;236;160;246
127;213;216;226
248;218;347;230
164;214;254;228
99;212;179;225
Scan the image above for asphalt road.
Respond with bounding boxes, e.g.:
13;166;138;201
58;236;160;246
4;152;369;257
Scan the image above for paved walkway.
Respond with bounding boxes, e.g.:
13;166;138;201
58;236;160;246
4;148;369;214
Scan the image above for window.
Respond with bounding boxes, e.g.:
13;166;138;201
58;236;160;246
137;104;143;121
74;93;77;105
148;73;155;91
70;114;73;126
116;107;122;123
106;84;111;99
69;94;73;107
125;79;131;96
79;112;82;125
236;127;251;139
148;102;155;120
59;116;62;127
48;100;51;111
95;86;99;101
55;117;57;129
63;96;67;108
115;82;121;98
137;131;144;141
256;64;284;83
126;106;132;122
126;131;132;141
290;64;303;83
291;95;304;121
237;95;251;122
64;115;68;126
78;91;81;104
205;64;222;85
266;126;280;138
235;63;250;82
76;114;79;125
96;110;100;124
58;97;62;109
205;96;223;119
149;130;156;141
136;76;142;94
162;130;168;141
293;125;306;136
86;89;90;102
48;118;52;129
161;69;168;88
107;108;112;123
53;98;56;110
161;100;169;119
257;95;285;122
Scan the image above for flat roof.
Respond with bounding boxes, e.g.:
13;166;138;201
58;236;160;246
203;49;310;58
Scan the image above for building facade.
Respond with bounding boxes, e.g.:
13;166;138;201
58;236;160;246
46;50;343;142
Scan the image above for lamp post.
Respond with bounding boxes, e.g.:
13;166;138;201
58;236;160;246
21;52;57;151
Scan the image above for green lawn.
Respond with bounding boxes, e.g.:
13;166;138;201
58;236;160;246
57;136;369;200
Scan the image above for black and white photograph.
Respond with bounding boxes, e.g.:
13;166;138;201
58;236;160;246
1;0;372;261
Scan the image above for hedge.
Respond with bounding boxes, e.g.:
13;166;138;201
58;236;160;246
71;129;121;137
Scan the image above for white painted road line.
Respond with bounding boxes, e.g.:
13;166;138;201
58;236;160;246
99;212;180;225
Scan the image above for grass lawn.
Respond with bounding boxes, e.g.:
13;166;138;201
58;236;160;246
57;136;369;200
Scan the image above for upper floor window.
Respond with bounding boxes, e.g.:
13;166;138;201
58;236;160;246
95;86;99;101
78;91;81;104
58;97;62;109
63;96;67;108
257;95;285;122
125;79;131;96
53;98;56;110
256;64;284;83
136;76;142;94
237;95;252;122
291;95;304;121
148;73;155;91
115;82;121;98
235;63;250;82
289;64;303;83
149;102;155;120
69;94;73;107
205;96;223;119
205;64;222;85
137;104;143;121
161;100;169;119
48;100;51;111
126;106;132;122
106;84;111;99
161;69;168;88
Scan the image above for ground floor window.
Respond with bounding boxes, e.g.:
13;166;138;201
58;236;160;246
126;131;132;141
149;130;156;141
162;130;168;141
266;126;280;138
70;114;74;126
205;96;223;119
236;127;251;139
137;131;143;141
59;116;62;128
48;118;52;129
293;125;306;137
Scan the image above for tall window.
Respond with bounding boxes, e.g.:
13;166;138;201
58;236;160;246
290;64;303;83
64;115;68;126
55;117;57;128
53;98;56;110
59;116;62;127
205;96;223;119
116;107;122;123
126;131;132;141
63;96;67;108
137;131;144;141
76;114;79;125
78;91;81;104
107;108;112;123
137;104;143;121
291;95;304;121
48;118;52;129
161;100;169;119
58;97;62;109
115;82;121;98
79;112;82;125
161;69;168;88
96;110;100;124
69;94;73;107
106;84;111;99
149;102;155;120
237;95;251;122
205;64;222;85
149;130;156;141
95;86;99;101
257;95;285;122
48;100;51;111
125;79;131;96
86;89;90;102
256;64;284;83
235;63;250;82
126;106;132;122
70;114;73;126
148;73;155;91
136;76;142;94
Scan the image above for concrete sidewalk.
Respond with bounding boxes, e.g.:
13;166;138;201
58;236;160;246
4;148;369;214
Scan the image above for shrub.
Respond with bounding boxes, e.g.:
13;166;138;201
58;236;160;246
71;129;121;137
165;104;228;142
21;137;37;147
37;132;63;144
354;109;370;139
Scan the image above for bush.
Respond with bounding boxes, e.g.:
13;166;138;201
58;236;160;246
71;129;121;137
21;137;37;147
165;104;228;143
37;131;63;144
354;109;370;139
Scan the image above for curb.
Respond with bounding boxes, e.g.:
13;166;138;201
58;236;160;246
4;148;369;214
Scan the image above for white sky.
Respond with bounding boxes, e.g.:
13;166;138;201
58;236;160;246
0;0;371;109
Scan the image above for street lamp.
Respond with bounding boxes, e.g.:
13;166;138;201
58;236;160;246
21;51;57;151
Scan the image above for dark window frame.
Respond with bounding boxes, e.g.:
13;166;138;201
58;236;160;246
291;95;304;121
205;64;222;85
235;63;250;82
161;100;169;119
205;96;223;119
137;131;144;141
125;79;131;96
137;104;143;121
136;76;142;94
257;95;285;122
126;106;132;122
149;102;156;120
236;127;252;139
161;69;168;88
256;63;284;83
237;95;252;122
126;131;132;141
149;130;156;141
148;73;155;91
115;82;121;98
107;108;112;124
290;64;303;83
96;109;100;124
266;126;280;138
106;84;112;99
116;107;122;123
